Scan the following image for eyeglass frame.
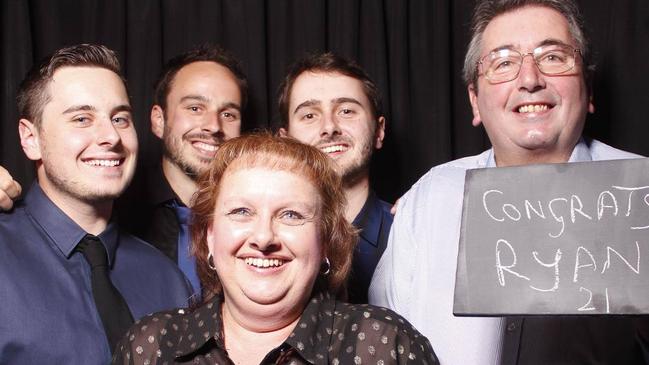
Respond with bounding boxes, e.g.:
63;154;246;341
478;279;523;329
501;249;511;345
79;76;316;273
476;44;582;84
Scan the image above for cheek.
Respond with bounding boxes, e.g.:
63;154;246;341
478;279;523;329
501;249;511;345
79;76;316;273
288;124;318;144
121;128;139;152
223;122;241;138
209;221;251;255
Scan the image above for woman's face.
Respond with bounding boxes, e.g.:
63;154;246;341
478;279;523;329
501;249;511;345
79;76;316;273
207;166;323;321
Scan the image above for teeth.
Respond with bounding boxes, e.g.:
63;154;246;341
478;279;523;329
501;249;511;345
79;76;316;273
194;142;218;152
518;104;549;113
321;145;346;154
85;159;120;167
244;257;285;268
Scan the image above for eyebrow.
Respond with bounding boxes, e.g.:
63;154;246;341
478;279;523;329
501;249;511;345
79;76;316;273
111;104;133;115
331;97;363;108
179;95;210;104
488;38;574;55
181;95;241;111
63;104;132;115
218;102;241;112
293;99;321;115
62;105;97;114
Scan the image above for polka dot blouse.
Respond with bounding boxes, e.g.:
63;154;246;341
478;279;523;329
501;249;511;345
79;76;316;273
112;290;439;364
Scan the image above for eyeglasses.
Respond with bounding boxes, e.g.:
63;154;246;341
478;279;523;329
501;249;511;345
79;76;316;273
477;44;581;84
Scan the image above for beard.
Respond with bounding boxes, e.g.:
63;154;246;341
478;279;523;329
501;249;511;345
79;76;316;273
315;134;375;186
162;132;224;180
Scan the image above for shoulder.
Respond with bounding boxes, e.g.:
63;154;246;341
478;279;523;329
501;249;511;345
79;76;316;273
405;150;490;201
332;302;438;363
116;231;177;268
394;151;490;225
113;308;183;364
587;139;644;160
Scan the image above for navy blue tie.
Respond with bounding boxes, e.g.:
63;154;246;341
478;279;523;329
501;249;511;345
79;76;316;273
171;201;201;296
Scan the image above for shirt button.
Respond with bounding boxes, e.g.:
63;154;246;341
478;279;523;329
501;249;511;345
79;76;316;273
507;322;517;332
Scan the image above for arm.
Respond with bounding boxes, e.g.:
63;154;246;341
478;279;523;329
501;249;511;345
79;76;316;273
368;191;417;315
0;166;21;210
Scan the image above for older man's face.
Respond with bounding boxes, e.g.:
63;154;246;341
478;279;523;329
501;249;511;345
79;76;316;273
468;5;592;166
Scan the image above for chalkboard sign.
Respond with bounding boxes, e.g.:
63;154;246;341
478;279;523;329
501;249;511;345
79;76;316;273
454;158;649;315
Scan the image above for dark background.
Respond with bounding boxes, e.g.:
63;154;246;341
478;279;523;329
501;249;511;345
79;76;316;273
2;0;648;202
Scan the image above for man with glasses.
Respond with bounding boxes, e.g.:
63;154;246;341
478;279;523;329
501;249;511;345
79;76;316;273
370;0;645;364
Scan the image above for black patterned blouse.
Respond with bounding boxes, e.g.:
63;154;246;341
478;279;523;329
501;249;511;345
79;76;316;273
112;290;438;364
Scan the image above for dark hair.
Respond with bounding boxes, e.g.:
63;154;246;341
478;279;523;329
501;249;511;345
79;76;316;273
17;44;123;127
191;132;357;301
153;44;248;111
277;52;383;128
463;0;592;88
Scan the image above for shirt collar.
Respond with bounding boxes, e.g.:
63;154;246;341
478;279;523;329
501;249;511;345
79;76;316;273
173;291;337;364
284;290;336;363
352;191;383;247
485;137;591;167
145;163;178;205
172;296;223;358
24;182;120;265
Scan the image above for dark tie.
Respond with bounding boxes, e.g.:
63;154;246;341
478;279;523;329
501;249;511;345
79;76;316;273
171;201;201;296
76;234;133;352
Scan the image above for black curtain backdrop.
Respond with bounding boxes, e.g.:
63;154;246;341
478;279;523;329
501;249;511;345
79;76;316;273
2;0;648;202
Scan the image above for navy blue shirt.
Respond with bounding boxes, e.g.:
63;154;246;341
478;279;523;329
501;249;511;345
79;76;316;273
0;183;192;364
348;191;393;304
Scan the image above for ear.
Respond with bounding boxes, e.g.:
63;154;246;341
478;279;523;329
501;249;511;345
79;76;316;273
150;105;165;139
19;119;42;161
374;116;386;150
206;223;216;256
468;84;482;127
588;94;595;114
278;127;288;137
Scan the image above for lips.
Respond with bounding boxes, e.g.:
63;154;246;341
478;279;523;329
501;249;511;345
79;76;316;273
82;158;124;167
319;143;349;155
192;141;218;154
244;257;286;268
515;103;554;114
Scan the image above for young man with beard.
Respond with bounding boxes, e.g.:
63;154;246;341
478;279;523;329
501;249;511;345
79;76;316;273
369;1;647;364
0;44;190;364
119;45;247;298
278;53;390;303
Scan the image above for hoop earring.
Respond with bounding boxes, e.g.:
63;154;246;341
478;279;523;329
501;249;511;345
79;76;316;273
320;257;331;276
207;252;217;271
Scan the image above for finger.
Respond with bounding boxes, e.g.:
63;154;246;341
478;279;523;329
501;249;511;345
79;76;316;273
0;166;21;199
0;191;14;211
390;198;401;215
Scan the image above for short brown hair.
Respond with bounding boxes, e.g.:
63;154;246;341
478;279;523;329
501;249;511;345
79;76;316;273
463;0;592;88
191;132;357;301
153;44;248;112
277;52;383;129
16;44;123;128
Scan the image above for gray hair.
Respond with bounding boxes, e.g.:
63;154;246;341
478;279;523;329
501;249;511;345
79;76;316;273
462;0;593;88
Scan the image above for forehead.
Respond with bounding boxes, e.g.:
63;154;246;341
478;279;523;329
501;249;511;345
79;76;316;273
168;61;241;100
44;66;128;114
289;71;370;106
481;5;574;54
220;164;319;199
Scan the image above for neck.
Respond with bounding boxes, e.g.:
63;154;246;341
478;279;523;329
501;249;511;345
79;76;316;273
38;180;112;236
493;146;574;167
221;300;301;365
343;173;371;222
161;157;198;206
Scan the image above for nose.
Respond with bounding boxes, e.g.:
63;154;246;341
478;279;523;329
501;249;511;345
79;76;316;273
516;54;546;92
95;118;121;147
201;112;222;135
248;215;280;252
320;112;341;138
